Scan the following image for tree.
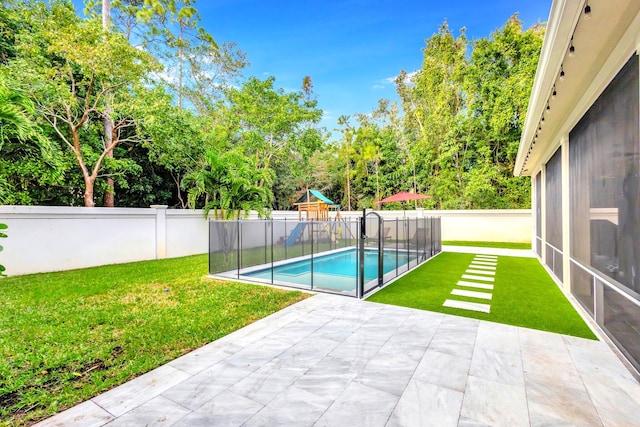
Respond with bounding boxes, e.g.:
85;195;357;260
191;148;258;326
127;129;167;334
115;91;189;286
11;13;159;207
221;76;323;208
182;149;274;219
336;115;355;210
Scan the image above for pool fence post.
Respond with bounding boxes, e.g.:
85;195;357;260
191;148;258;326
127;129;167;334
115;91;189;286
358;210;366;299
377;215;383;287
395;218;399;275
311;221;314;291
237;219;241;279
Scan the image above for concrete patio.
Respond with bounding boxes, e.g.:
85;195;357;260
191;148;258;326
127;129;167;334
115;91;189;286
37;290;640;426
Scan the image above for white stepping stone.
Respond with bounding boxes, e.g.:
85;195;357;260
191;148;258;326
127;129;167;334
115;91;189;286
451;289;493;300
469;264;496;270
472;261;497;266
462;274;494;282
443;299;491;313
466;269;496;276
457;280;494;290
475;255;497;259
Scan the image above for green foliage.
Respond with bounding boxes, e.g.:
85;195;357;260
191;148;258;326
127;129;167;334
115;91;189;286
183;149;274;219
0;254;307;425
326;16;543;210
0;3;540;211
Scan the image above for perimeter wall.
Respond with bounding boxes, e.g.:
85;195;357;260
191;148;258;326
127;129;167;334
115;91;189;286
0;206;531;276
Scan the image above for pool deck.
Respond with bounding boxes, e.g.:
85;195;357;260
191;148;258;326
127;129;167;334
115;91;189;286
37;292;640;426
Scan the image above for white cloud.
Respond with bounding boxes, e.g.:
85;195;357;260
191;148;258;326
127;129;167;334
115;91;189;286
372;84;385;90
384;70;418;85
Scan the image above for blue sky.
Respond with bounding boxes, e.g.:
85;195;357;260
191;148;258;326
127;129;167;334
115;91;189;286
197;0;552;134
75;0;552;135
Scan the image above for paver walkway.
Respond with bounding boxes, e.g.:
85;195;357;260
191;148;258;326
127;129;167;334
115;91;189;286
444;254;497;313
38;294;640;426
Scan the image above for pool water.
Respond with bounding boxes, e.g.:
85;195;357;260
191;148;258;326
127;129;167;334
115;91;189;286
244;249;413;292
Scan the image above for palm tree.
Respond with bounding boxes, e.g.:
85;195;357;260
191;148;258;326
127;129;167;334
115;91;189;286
183;149;274;219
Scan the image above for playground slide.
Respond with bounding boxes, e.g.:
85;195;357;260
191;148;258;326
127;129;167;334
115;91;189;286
284;223;307;247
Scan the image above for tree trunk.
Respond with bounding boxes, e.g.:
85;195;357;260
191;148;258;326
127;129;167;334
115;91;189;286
84;176;96;208
178;23;184;109
103;102;115;207
102;0;115;207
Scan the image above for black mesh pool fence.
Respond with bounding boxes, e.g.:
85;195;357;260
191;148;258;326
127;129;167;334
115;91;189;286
209;216;441;298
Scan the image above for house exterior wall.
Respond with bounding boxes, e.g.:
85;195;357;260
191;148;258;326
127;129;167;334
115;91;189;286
518;1;640;373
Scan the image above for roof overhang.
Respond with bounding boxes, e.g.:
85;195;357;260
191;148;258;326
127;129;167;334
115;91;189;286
515;0;640;176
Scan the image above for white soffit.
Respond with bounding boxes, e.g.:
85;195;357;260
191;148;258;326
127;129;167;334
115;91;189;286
515;0;640;176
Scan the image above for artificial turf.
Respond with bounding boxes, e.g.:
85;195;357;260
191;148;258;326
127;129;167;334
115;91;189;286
443;240;532;249
367;251;597;339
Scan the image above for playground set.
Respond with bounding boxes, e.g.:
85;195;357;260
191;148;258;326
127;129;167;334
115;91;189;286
283;189;355;247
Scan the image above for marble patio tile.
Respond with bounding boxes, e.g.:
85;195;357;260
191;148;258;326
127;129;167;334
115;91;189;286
519;327;568;354
219;309;305;348
161;361;255;411
412;349;471;392
243;385;334;427
354;348;421;396
223;340;285;370
91;364;191;418
474;322;520;356
292;368;357;401
229;358;307;406
469;347;524;387
562;334;605;350
520;332;581;384
428;319;478;360
308;317;362;343
309;353;370;378
175;390;262;426
581;374;640;427
314;381;398;427
276;336;341;369
103;396;191;427
524;371;602;427
401;310;445;334
34;401;114;427
167;342;241;376
460;376;529;427
566;343;638;386
387;378;463;427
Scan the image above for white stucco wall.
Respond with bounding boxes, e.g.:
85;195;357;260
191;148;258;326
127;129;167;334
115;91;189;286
0;206;531;277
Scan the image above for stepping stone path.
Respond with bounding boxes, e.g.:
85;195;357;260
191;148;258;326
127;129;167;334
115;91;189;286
443;254;497;313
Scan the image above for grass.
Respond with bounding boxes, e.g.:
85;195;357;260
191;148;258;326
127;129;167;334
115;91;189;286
0;254;308;426
367;252;596;339
443;240;532;250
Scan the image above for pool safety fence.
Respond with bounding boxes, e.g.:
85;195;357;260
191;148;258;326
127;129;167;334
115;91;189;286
208;215;441;298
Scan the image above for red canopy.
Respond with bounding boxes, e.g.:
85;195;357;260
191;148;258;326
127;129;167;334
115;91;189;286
378;191;431;203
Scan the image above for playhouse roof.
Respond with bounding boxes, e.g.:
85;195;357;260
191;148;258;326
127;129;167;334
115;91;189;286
295;189;336;206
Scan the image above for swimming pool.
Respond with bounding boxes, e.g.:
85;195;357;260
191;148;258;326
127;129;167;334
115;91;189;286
243;248;415;292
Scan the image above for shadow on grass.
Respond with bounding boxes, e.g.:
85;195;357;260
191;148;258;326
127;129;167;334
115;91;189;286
367;251;596;339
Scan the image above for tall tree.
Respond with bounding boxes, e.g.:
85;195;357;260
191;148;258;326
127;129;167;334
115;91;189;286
102;0;116;207
9;10;158;206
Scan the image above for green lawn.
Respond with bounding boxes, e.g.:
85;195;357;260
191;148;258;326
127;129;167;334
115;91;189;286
443;240;532;249
368;252;596;339
0;254;308;426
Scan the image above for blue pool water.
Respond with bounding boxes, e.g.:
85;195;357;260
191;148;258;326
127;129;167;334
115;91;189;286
243;249;413;291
